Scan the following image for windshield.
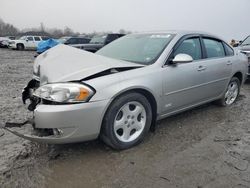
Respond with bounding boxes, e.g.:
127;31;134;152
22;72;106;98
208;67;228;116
18;36;26;40
96;33;175;65
241;36;250;46
90;35;106;44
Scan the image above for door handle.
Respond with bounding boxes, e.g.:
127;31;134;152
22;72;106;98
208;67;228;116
197;65;206;71
226;61;232;65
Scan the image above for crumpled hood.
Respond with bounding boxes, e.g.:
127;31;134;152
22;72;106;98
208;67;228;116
34;44;142;85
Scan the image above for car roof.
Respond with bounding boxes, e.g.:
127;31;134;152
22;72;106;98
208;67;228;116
133;30;222;39
131;30;230;44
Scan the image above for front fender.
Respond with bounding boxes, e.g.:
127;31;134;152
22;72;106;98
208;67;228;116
86;67;163;113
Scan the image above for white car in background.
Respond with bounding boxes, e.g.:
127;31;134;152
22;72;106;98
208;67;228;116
8;36;49;50
0;36;15;48
0;37;9;48
235;35;250;79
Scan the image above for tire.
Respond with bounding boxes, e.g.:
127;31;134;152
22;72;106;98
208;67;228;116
217;77;240;106
101;92;152;150
17;43;24;50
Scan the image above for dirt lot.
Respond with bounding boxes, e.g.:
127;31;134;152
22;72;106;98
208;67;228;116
0;48;250;188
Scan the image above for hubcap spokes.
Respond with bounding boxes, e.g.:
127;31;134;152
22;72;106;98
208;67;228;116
114;101;146;142
225;81;238;105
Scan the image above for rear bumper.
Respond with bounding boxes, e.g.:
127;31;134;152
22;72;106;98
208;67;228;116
4;99;110;144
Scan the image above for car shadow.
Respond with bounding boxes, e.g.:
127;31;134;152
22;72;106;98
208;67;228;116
42;102;220;158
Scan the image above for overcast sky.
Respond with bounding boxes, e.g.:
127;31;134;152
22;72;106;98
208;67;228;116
1;0;249;41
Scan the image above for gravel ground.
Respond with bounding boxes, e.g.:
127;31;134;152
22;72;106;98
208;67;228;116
0;48;250;188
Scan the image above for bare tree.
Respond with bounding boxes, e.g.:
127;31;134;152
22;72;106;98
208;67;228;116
0;18;19;36
63;26;74;36
119;29;131;34
40;22;45;32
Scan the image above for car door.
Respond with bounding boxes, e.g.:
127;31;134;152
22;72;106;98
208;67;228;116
161;36;209;115
25;36;35;49
199;37;233;99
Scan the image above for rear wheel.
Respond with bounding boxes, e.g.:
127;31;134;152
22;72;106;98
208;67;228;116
17;43;24;50
217;77;240;106
101;92;152;150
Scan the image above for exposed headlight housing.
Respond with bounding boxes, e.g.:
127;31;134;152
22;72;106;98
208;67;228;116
33;83;95;103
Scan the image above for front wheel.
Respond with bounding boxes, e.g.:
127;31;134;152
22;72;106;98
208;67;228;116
217;77;240;106
17;43;24;50
101;92;152;150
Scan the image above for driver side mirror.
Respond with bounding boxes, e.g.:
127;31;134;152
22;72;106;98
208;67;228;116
172;53;193;64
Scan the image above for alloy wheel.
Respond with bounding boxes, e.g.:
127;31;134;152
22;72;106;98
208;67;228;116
225;81;239;105
113;101;146;142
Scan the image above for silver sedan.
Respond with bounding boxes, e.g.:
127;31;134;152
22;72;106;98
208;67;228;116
4;31;248;150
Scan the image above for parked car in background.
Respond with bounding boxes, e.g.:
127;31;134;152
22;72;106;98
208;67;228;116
58;36;90;46
36;38;60;55
236;35;250;78
73;33;124;52
0;36;15;48
4;31;248;150
6;36;16;40
8;36;49;50
0;37;9;48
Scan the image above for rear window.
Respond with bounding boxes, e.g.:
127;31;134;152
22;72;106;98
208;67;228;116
41;36;49;40
203;38;225;58
34;37;41;41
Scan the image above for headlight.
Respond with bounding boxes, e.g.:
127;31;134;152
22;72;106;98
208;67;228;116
33;83;95;103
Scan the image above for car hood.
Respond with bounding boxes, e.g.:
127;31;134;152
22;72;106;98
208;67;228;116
238;45;250;52
34;44;143;85
12;39;24;43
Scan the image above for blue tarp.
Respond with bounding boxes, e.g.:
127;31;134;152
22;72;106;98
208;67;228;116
37;39;59;53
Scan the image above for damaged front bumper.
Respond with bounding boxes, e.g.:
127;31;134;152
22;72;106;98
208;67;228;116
3;79;110;144
4;120;67;144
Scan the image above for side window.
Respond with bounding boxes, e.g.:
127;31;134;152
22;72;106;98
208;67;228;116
72;38;80;44
203;38;225;58
34;37;41;41
79;38;87;44
174;38;202;60
41;36;49;40
27;36;34;41
76;38;81;44
223;42;234;56
67;38;78;44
